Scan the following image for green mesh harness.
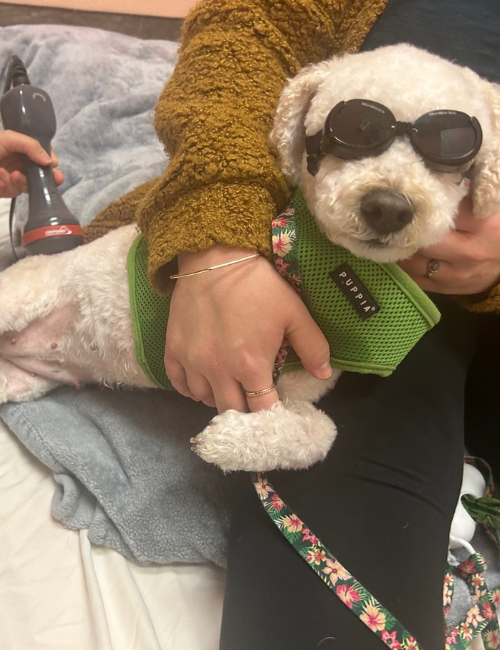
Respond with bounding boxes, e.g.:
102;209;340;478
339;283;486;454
127;189;440;390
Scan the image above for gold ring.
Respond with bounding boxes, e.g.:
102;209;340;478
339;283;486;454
423;259;440;279
244;384;276;397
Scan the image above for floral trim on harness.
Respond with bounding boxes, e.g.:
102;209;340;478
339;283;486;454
271;205;301;384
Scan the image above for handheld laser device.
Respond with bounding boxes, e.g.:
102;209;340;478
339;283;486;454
1;55;83;255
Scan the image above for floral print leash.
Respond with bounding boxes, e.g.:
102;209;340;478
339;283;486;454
252;467;500;650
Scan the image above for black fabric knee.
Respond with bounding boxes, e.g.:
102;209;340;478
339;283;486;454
219;296;475;650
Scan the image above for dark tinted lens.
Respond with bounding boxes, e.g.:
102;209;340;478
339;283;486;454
325;99;395;151
413;111;478;162
440;126;476;158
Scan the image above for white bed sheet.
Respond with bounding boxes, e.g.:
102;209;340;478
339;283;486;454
0;417;225;650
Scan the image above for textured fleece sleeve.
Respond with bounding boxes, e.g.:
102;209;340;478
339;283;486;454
83;178;158;244
457;286;500;313
133;0;388;292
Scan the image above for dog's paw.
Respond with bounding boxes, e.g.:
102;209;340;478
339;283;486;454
191;399;337;472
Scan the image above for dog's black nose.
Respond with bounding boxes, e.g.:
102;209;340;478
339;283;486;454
360;189;413;235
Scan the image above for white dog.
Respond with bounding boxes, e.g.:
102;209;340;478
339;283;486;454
1;44;499;471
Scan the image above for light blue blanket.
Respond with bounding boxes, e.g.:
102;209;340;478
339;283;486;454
0;23;173;227
0;23;234;567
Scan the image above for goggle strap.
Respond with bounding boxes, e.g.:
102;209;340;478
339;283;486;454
305;131;322;154
305;130;323;176
464;164;475;179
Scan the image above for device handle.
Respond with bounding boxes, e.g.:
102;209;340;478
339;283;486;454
0;84;56;150
0;81;83;255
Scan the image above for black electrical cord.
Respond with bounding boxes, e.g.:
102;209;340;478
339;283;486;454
2;55;31;261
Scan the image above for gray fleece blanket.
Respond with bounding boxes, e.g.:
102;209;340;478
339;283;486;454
0;23;499;629
0;23;234;567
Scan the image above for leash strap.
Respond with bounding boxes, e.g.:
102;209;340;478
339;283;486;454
445;586;500;649
443;566;455;620
445;552;500;649
252;472;423;649
449;458;500;650
252;465;500;650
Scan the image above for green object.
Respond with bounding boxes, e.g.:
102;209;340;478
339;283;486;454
462;494;500;530
127;189;441;390
128;234;173;389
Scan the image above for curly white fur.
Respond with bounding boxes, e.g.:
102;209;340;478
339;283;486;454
271;44;500;262
1;44;500;472
193;398;338;471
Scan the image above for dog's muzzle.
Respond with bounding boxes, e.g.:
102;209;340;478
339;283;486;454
359;188;414;236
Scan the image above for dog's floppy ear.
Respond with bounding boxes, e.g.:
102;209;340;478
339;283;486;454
471;80;500;219
269;60;334;186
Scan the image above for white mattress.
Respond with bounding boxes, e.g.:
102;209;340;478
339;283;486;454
0;417;225;650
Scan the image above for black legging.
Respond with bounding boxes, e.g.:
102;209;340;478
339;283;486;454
219;295;475;650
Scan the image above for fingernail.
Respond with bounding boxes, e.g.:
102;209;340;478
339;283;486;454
40;152;51;163
317;362;332;379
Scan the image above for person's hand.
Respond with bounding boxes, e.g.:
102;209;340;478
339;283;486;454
398;195;500;295
0;129;64;198
164;245;332;413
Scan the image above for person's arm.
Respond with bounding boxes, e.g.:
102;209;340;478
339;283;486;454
80;0;388;414
137;0;389;293
142;0;388;413
0;129;63;198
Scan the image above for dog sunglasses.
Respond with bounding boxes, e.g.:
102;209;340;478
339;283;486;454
305;98;483;175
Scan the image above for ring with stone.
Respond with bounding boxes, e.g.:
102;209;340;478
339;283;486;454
423;259;440;279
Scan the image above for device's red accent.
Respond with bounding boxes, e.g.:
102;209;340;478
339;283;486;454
22;224;84;246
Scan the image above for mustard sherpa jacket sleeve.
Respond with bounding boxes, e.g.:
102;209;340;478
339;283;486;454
127;0;389;292
83;178;157;245
457;287;500;314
